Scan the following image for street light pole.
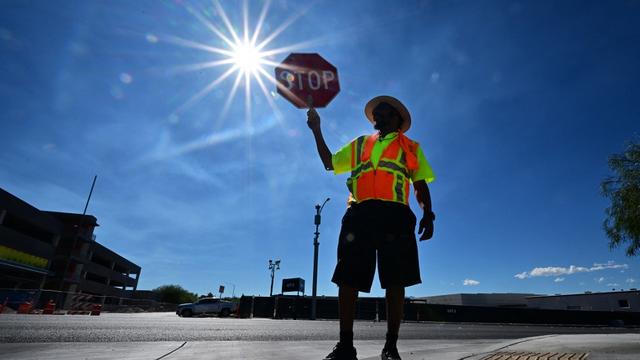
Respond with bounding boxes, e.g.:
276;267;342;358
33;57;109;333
224;282;236;298
311;198;329;320
268;259;280;297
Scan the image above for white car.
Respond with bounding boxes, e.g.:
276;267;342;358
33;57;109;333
176;298;237;317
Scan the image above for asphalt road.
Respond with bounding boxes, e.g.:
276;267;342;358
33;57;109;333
1;312;639;343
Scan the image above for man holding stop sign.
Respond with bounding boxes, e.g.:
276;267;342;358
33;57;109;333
307;95;436;360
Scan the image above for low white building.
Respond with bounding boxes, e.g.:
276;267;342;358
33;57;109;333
417;293;541;308
526;290;640;312
419;290;640;312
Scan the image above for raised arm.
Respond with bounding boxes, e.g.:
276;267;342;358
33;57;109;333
307;104;334;171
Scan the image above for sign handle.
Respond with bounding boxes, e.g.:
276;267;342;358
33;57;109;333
306;95;314;110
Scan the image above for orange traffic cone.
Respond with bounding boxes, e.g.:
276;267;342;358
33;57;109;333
18;301;32;314
90;304;102;316
43;300;55;315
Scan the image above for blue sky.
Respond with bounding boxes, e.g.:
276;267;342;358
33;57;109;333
1;0;639;298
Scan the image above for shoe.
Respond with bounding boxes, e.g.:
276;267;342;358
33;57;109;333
323;342;358;360
381;347;401;360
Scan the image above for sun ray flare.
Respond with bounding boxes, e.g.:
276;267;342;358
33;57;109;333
213;0;242;45
175;65;239;115
242;0;250;43
217;70;245;130
255;1;316;51
250;0;271;47
252;69;285;128
185;4;235;48
256;66;306;107
165;59;236;75
163;0;315;141
162;35;234;57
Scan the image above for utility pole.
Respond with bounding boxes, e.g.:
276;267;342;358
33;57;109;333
268;259;280;297
311;198;330;320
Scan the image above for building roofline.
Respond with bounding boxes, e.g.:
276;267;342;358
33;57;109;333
527;290;640;299
41;211;99;227
0;188;63;233
415;293;544;299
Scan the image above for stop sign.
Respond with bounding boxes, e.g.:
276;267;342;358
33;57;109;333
274;53;340;108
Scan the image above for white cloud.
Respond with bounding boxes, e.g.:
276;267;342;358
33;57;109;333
595;277;605;284
591;261;628;271
607;283;620;287
463;279;480;286
514;262;629;279
515;272;528;280
554;277;565;282
626;278;636;284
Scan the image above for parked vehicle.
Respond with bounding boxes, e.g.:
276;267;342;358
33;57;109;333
176;298;237;317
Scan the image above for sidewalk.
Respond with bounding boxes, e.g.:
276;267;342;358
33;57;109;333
0;334;638;359
462;334;640;360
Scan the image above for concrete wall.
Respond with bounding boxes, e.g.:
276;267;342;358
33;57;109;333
527;291;640;312
421;293;539;307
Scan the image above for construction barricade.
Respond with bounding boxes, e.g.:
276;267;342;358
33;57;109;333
67;294;96;315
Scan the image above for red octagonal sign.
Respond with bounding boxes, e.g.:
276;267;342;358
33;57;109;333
274;53;340;108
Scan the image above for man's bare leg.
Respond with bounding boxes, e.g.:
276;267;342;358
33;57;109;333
324;285;359;359
339;285;358;331
385;286;405;350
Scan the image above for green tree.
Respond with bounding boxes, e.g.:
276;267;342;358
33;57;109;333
602;140;640;256
152;284;198;304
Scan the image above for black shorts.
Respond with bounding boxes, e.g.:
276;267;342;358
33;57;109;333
331;200;421;293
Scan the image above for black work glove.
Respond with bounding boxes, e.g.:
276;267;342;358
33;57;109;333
418;212;435;241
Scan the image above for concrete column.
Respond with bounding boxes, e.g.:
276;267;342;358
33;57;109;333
124;271;130;290
80;243;90;258
33;276;48;307
0;209;7;224
51;234;60;247
133;272;139;291
63;284;78;310
74;264;83;279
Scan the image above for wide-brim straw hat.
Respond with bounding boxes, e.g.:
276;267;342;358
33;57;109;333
364;95;411;133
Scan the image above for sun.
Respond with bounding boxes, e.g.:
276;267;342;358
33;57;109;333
230;41;265;74
161;0;317;127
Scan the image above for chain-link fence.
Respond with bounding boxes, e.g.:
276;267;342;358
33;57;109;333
0;288;176;314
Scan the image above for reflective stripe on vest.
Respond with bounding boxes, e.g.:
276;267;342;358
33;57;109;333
346;133;415;205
